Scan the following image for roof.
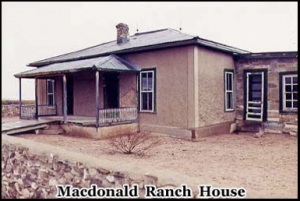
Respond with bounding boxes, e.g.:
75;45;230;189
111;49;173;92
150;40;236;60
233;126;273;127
28;28;250;67
235;51;298;59
15;55;140;78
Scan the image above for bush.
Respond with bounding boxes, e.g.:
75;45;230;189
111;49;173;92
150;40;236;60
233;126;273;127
108;132;160;155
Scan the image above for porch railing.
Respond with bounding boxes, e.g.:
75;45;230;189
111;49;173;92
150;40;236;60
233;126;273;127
99;107;137;124
20;104;57;119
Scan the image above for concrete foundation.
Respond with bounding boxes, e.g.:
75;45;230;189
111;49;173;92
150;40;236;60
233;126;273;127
61;123;138;139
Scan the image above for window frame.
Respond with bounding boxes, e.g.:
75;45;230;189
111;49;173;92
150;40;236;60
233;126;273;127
46;79;55;107
139;68;156;113
224;69;235;112
279;71;298;113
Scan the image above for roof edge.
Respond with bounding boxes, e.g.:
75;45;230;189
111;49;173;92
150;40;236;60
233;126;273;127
235;51;298;59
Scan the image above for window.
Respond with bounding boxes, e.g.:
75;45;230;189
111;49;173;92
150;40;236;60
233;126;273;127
224;70;234;111
46;79;55;107
139;69;155;112
280;72;298;112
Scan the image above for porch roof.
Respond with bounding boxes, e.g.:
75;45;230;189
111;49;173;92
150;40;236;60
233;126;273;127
14;55;140;78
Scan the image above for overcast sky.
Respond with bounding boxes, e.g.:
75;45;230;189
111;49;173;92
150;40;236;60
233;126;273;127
2;2;297;100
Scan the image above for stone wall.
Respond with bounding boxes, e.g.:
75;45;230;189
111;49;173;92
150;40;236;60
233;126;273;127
235;57;298;135
2;135;199;199
2;104;19;117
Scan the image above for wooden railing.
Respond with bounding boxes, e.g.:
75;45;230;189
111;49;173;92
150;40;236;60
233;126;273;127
20;104;57;119
99;107;137;124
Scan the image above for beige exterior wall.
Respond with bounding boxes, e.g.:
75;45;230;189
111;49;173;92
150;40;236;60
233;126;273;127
119;73;137;108
197;47;236;127
124;46;194;128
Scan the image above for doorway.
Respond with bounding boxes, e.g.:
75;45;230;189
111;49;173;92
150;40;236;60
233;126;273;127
103;73;119;109
244;69;267;121
67;76;74;115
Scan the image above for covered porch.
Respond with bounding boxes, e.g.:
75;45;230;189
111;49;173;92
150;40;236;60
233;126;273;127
14;55;140;128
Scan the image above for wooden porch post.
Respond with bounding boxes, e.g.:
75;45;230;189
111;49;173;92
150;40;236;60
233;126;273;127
63;75;67;123
95;71;100;128
19;78;22;118
35;78;38;119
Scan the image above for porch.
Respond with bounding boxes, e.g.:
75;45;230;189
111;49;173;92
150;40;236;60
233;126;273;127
15;55;140;128
22;107;138;127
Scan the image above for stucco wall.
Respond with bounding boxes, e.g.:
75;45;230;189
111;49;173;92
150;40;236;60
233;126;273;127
119;73;137;108
124;46;193;128
235;58;298;130
197;47;236;127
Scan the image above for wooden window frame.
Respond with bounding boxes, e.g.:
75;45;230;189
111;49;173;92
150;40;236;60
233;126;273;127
46;79;55;107
279;71;298;113
224;69;234;112
139;69;156;113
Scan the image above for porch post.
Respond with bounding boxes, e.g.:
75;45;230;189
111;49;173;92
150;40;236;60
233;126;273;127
63;75;67;123
35;78;38;119
19;78;22;118
95;71;100;128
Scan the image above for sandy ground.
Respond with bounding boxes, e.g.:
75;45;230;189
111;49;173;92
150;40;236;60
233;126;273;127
1;116;20;124
13;131;297;198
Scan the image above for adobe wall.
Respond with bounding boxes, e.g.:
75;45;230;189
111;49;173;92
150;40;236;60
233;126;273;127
2;135;199;198
235;57;298;135
2;104;19;117
124;46;192;128
197;47;236;128
119;73;137;108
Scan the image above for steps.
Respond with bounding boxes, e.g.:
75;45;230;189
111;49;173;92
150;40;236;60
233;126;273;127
237;121;262;133
36;124;65;135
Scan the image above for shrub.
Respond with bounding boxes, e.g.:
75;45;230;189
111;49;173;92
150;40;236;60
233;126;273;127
108;132;160;155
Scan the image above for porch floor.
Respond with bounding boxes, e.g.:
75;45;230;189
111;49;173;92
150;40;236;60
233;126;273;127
40;116;96;126
2;119;60;135
39;115;136;127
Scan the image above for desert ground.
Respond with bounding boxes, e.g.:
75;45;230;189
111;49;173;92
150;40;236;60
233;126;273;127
11;129;297;198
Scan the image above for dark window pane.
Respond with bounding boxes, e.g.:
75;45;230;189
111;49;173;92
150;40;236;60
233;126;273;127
148;72;153;91
292;85;298;92
293;101;298;108
249;108;261;113
285;77;291;84
47;80;53;93
226;92;233;109
226;73;232;91
252;83;261;91
286;93;292;100
252;92;261;99
285;85;292;92
286;101;292;108
251;75;262;83
294;93;298;100
293;76;298;84
48;95;54;106
141;73;147;91
149;93;153;110
142;93;148;110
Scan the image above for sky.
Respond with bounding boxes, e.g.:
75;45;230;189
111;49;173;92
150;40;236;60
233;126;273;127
2;2;298;100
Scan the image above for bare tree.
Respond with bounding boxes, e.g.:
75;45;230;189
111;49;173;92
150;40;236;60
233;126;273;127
108;132;160;155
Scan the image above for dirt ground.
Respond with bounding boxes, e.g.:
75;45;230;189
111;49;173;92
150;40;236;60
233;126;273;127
13;130;297;198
